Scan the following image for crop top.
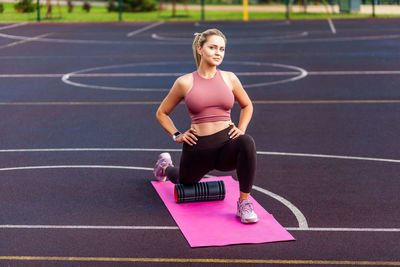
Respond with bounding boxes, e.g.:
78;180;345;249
185;70;234;124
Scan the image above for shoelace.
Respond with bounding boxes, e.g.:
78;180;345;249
160;159;172;168
241;202;254;215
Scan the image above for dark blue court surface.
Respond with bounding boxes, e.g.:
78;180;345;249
0;19;400;266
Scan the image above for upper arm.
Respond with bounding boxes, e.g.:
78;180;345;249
156;74;192;116
228;72;252;109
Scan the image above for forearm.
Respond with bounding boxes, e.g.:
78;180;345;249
156;111;179;137
237;104;253;133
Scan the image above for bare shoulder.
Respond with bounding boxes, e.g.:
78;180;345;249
220;70;233;78
175;73;193;89
169;72;193;97
220;70;240;90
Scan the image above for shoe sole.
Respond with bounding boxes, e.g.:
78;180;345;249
236;213;258;224
241;218;258;224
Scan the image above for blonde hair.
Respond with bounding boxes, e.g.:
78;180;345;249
192;28;227;69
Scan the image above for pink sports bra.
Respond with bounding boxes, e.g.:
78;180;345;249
185;70;234;124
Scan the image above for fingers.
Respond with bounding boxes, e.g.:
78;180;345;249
228;122;235;136
176;125;244;145
176;128;198;146
228;124;244;139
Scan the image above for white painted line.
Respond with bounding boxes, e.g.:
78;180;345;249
286;227;400;232
0;74;63;78
0;101;162;106
1;150;398;232
1;148;400;165
307;70;400;75
0;33;52;50
70;72;302;77
127;21;164;37
73;72;182;77
151;31;308;42
0;23;28;31
61;73;169;92
1;70;400;79
253;185;308;229
1;225;399;232
0;225;179;230
0;148;181;153
151;33;202;42
60;61;308;92
288;34;400;43
60;62;174;92
0;165;153;172
0;30;399;45
0;163;307;229
0;32;170;45
0;154;398;232
0;72;302;78
0;32;129;45
1;72;301;79
241;32;309;42
327;18;336;34
194;21;290;27
2;100;400;106
152;32;400;44
241;63;307;88
258;151;400;164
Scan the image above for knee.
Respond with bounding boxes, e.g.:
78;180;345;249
237;134;256;153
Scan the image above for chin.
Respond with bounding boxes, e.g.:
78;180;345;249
205;59;223;67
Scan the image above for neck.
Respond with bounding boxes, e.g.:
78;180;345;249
197;65;217;79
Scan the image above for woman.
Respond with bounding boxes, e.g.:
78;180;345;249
154;28;258;224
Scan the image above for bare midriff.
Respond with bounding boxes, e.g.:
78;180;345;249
191;120;232;136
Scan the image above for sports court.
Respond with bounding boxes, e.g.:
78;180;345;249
0;19;400;265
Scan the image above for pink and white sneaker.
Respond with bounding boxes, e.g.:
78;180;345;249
153;152;173;181
237;199;258;224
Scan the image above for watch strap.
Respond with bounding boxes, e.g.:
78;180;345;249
172;131;182;141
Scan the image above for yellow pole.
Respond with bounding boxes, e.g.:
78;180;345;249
243;0;248;21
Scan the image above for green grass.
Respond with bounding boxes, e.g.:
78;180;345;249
0;2;398;22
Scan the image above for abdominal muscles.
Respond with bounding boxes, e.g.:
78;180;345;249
191;120;232;136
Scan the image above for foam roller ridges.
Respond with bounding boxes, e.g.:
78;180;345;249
174;180;225;203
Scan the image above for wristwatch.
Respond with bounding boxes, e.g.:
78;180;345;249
172;131;182;141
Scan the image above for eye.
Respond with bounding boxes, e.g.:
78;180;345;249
220;48;225;52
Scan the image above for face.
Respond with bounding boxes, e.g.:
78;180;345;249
197;35;226;67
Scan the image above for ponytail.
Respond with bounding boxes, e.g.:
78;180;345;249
192;29;227;69
192;33;202;69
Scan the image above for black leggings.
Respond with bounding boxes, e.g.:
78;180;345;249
165;126;257;193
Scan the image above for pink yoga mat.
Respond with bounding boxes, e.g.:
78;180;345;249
151;176;295;247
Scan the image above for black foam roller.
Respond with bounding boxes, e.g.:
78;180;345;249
174;180;225;203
